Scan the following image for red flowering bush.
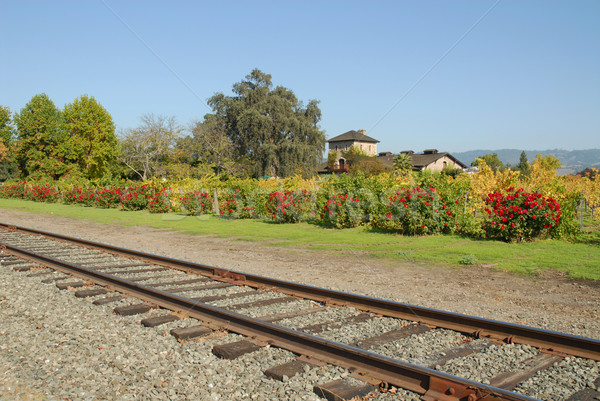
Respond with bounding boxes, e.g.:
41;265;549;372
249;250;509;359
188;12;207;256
63;186;96;206
219;188;255;218
373;186;461;235
320;191;372;228
266;190;313;223
24;184;61;203
120;185;152;211
147;188;171;213
483;187;561;241
0;181;27;199
180;190;213;216
95;186;123;208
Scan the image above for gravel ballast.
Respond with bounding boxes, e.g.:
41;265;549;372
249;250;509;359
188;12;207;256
0;260;418;400
1;211;599;400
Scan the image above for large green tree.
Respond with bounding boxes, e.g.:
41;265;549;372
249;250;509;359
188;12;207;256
0;105;17;180
14;94;67;179
0;105;12;149
207;69;325;178
62;95;118;180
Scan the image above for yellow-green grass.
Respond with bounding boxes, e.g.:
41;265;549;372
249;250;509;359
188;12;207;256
1;198;598;280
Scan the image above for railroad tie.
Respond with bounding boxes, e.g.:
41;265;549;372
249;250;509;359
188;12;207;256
114;303;155;316
565;376;600;401
488;353;563;390
226;296;297;311
92;295;125;305
212;340;261;359
264;359;320;381
141;314;181;327
55;281;87;290
313;377;377;401
351;323;431;350
170;325;212;341
74;288;110;298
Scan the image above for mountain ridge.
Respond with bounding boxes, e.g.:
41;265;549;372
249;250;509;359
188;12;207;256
452;149;600;174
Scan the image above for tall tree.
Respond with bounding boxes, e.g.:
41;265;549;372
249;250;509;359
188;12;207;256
119;114;182;180
14;94;67;179
207;69;325;178
472;153;505;172
517;151;531;177
62;95;118;179
0;105;12;148
0;105;17;180
177;115;236;175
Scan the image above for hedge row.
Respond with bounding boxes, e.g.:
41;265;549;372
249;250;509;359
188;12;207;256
0;178;571;241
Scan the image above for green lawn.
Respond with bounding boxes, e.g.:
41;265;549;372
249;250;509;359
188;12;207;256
1;198;599;280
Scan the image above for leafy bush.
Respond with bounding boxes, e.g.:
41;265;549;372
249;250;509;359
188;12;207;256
24;184;61;203
319;193;369;228
180;190;213;216
63;186;95;206
373;186;461;235
95;186;123;208
0;181;27;199
120;185;152;211
266;190;314;223
459;254;478;265
147;188;171;213
482;187;561;241
219;188;255;218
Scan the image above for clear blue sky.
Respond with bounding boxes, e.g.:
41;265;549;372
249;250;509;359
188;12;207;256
1;0;598;153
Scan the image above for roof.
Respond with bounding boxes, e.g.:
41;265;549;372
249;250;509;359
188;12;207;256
410;152;467;169
328;130;380;144
376;151;468;170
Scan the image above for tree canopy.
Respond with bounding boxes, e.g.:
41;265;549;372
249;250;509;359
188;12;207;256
207;69;325;178
14;94;66;179
517;151;531;176
62;95;118;179
119;114;182;181
472;153;505;172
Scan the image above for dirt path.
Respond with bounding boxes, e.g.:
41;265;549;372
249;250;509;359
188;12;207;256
1;208;598;339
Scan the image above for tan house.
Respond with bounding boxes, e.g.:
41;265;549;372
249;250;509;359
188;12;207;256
327;129;379;156
378;149;467;172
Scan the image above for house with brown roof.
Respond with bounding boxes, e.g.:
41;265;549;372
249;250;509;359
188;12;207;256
328;129;379;156
377;149;467;172
318;129;466;174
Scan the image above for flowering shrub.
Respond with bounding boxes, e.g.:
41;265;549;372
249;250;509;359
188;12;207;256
320;191;372;228
266;190;313;223
0;181;27;199
63;186;96;206
482;187;561;241
120;185;152;211
219;188;255;218
95;186;123;208
24;184;61;203
373;186;461;235
147;188;171;213
180;190;213;216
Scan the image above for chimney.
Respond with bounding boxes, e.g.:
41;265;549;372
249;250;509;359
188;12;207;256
423;149;438;154
357;129;366;135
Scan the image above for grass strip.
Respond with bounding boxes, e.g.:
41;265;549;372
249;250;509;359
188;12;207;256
0;198;598;280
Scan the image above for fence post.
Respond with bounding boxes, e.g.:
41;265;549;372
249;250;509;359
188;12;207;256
213;188;220;215
580;199;584;232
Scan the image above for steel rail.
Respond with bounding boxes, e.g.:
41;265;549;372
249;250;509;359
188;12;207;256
1;223;597;362
1;240;538;401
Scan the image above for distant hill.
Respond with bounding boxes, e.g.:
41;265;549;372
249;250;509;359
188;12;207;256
453;149;600;175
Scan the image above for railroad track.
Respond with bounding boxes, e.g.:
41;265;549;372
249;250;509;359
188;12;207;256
0;223;598;401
